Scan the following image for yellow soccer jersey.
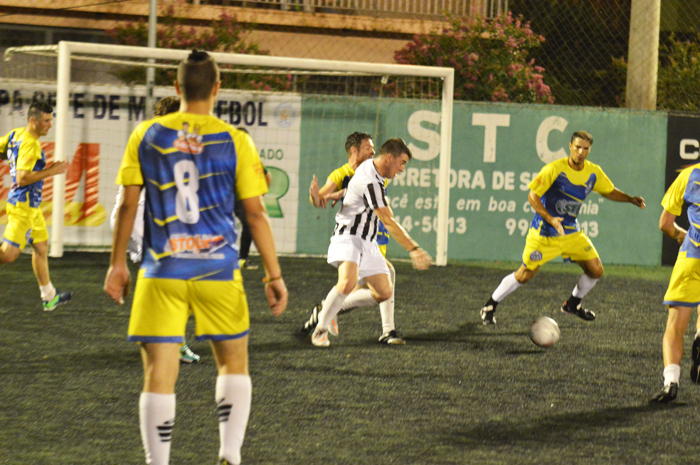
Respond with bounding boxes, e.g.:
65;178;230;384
116;112;267;281
327;163;355;191
528;158;614;237
3;127;46;208
662;163;700;259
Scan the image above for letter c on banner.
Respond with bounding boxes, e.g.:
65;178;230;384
536;116;568;164
680;139;700;160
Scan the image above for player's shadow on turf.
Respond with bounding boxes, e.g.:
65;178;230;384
446;403;689;447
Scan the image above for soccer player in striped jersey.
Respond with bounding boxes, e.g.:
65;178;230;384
479;131;645;326
310;138;432;347
105;50;288;465
650;164;700;403
304;132;407;344
0;100;71;311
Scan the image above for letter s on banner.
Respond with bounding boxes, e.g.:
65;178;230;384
407;110;441;162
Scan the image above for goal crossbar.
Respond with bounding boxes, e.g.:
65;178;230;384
4;41;454;265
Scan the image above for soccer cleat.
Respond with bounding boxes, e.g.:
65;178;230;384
42;290;72;311
179;343;201;364
480;304;496;325
301;303;338;336
328;316;339;337
241;258;258;270
691;336;700;384
378;330;406;345
219;460;233;465
301;304;321;334
561;301;596;321
311;327;330;347
649;382;678;404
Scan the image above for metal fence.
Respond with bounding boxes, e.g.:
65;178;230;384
192;0;508;19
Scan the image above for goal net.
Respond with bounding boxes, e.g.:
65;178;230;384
1;42;453;265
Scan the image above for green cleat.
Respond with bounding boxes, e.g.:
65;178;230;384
42;290;72;311
179;343;201;364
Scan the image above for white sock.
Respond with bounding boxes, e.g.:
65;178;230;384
380;266;396;333
139;392;176;465
694;329;700;340
217;375;252;465
572;274;598;298
663;364;681;386
491;273;521;302
40;283;56;302
342;289;378;311
317;287;348;330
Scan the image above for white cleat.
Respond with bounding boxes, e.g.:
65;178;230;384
311;327;330;347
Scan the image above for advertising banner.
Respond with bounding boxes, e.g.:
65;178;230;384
298;99;667;266
0;82;301;252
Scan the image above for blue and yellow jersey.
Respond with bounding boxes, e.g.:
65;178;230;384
117;112;267;281
1;127;46;208
528;157;614;237
328;162;390;247
663;164;700;259
328;163;355;191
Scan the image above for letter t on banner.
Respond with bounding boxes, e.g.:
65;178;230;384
472;113;510;163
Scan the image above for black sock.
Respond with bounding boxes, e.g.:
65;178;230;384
486;297;498;310
566;296;582;308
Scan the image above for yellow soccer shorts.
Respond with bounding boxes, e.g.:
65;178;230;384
522;229;599;270
4;201;49;250
128;268;250;343
663;253;700;308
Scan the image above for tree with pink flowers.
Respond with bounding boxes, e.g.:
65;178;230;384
394;12;554;104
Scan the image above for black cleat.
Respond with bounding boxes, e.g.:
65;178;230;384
480;304;496;325
378;330;406;345
691;337;700;384
649;382;678;404
301;303;321;334
561;301;596;321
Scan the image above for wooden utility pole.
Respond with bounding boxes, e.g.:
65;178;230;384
626;0;661;110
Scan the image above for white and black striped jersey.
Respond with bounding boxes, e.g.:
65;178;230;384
332;159;388;241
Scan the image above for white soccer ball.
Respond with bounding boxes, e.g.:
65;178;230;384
529;316;560;348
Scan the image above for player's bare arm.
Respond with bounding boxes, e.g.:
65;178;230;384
528;190;564;236
309;175;338;209
104;184;140;304
325;188;345;207
601;188;646;209
241;195;288;315
16;160;68;186
659;209;686;245
374;205;432;270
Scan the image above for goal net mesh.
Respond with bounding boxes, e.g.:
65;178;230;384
1;44;450;262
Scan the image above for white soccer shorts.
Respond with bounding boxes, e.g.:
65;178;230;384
327;234;390;281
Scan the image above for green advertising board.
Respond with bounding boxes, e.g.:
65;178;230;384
298;97;667;266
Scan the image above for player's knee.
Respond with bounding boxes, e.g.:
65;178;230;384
374;286;393;303
515;269;535;284
337;280;357;295
0;244;20;264
588;266;604;279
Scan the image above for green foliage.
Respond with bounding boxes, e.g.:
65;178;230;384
657;34;700;112
106;6;295;92
614;33;700;112
394;12;553;103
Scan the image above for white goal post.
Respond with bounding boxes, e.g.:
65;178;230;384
4;41;454;265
